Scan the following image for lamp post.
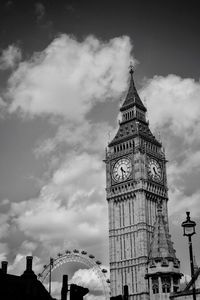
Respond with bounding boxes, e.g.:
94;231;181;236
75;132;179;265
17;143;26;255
181;211;196;300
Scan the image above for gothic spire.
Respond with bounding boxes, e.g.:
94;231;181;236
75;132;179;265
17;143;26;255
120;65;146;112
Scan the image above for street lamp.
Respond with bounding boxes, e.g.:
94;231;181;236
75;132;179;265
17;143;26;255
181;211;196;300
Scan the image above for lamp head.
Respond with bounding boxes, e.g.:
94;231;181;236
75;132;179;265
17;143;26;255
181;211;196;237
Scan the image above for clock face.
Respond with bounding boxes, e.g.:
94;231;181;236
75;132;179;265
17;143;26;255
148;159;162;181
113;158;132;182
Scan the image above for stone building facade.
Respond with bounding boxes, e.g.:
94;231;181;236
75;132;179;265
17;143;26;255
105;68;182;300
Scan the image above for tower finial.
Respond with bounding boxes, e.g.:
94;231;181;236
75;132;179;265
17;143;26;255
129;62;134;75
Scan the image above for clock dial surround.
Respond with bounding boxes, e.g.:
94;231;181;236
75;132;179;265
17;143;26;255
148;158;162;181
112;158;132;182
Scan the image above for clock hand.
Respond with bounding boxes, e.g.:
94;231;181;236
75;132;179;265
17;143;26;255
121;167;125;177
153;166;158;175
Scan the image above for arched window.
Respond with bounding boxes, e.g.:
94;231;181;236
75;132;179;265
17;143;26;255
162;276;171;293
152;277;159;294
173;277;179;292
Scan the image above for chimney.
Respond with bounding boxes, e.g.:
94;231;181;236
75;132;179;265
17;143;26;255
61;275;68;300
26;256;33;272
21;256;37;279
1;261;8;274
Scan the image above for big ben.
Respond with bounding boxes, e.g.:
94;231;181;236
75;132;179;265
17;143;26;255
105;67;181;300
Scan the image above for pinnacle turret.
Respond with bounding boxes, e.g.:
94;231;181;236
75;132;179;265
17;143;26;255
146;202;181;298
149;201;178;262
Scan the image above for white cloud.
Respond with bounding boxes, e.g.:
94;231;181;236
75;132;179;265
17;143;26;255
0;96;7;107
0;213;10;238
0;243;9;261
71;267;109;300
141;75;200;217
141;75;200;140
8;253;42;275
168;188;200;219
0;199;10;206
20;240;38;253
1;35;132;263
0;45;22;70
10;152;107;257
7;34;133;120
71;268;103;291
35;121;114;157
44;281;62;299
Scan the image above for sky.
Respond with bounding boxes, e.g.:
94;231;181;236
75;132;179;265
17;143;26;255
0;0;200;299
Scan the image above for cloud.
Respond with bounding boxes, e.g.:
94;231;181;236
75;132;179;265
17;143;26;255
8;253;42;275
71;268;109;300
2;36;130;265
0;199;10;206
0;243;9;261
35;121;114;158
35;2;46;22
20;240;38;253
0;213;10;238
44;281;62;299
141;75;200;140
7;34;133;120
140;74;200;218
0;45;22;70
4;1;14;11
10;152;107;256
71;268;102;291
2;32;132;263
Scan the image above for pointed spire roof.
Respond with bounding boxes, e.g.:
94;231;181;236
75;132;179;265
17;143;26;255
149;201;177;261
120;65;146;112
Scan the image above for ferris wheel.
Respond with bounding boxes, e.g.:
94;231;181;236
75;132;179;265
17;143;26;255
37;249;110;300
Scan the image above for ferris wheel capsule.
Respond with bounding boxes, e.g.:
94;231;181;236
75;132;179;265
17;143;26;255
102;268;107;273
73;249;79;253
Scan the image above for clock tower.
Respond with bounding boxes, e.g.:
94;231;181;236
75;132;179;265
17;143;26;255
105;67;181;300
